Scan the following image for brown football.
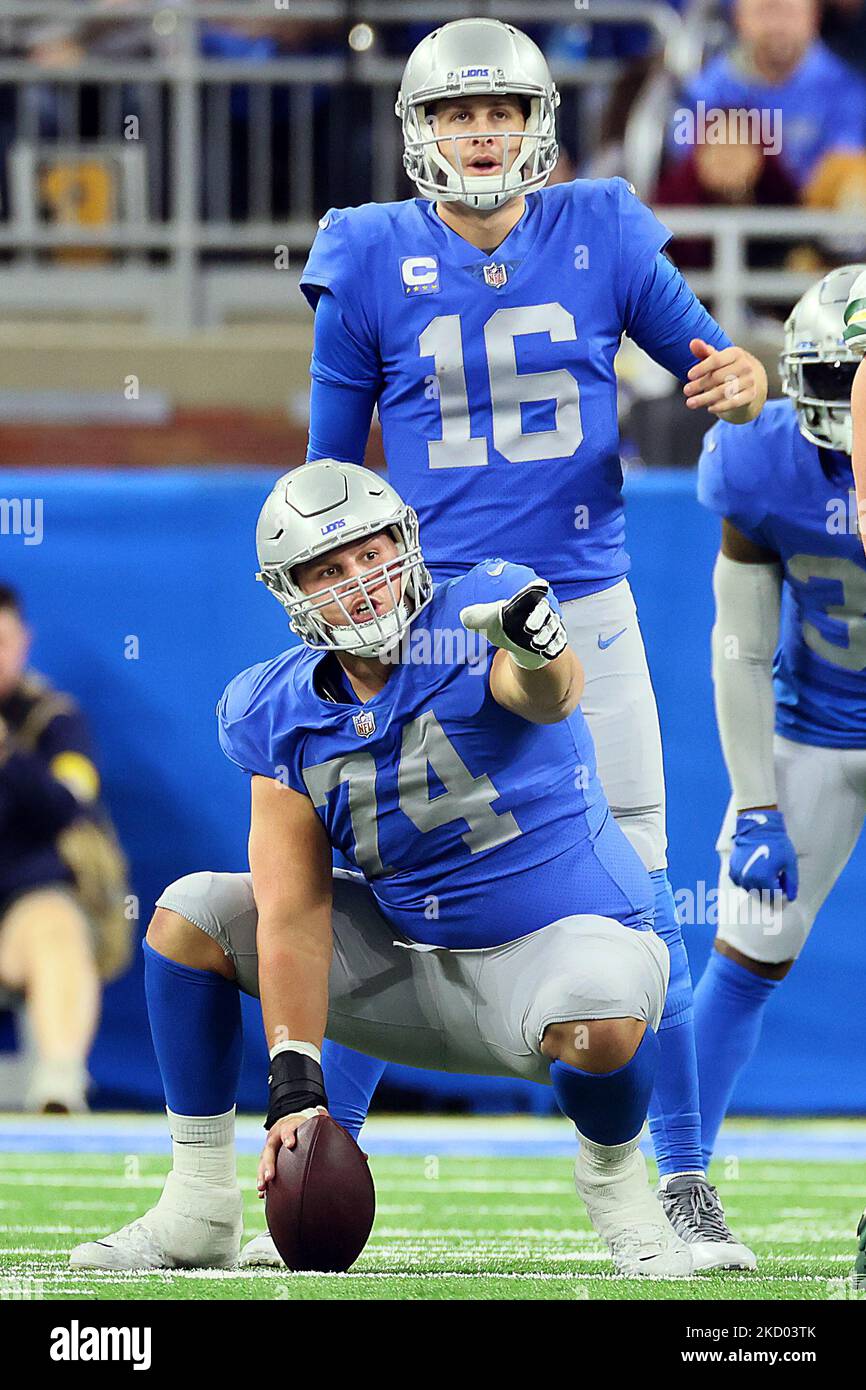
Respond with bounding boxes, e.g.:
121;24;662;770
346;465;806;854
265;1114;376;1272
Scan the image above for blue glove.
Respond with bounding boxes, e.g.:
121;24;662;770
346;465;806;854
729;809;798;901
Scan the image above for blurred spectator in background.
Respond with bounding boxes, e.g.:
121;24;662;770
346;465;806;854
655;111;799;269
798;149;866;266
198;12;344;220
0;586;130;1113
822;0;866;75
671;0;866;192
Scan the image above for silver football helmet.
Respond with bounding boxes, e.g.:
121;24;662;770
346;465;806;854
396;18;559;211
256;461;432;659
780;263;866;454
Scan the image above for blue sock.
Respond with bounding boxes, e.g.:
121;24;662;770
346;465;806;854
550;1026;659;1145
143;940;242;1116
322;1040;386;1142
645;869;704;1179
694;949;778;1170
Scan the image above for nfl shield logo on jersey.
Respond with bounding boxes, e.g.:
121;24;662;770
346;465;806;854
483;263;508;289
353;709;376;738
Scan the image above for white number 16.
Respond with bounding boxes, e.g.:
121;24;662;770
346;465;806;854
419;302;584;469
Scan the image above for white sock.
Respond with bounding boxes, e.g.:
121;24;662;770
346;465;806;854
658;1169;706;1190
576;1130;641;1176
166;1106;237;1186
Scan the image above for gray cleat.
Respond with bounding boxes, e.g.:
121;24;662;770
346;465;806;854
658;1175;757;1271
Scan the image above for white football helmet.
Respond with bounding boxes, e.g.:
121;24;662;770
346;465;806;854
396;18;559;211
256;461;432;659
780;263;866;454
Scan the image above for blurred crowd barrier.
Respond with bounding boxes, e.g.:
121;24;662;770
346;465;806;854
0;0;858;337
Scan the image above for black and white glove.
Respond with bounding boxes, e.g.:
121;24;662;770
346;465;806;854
459;579;567;670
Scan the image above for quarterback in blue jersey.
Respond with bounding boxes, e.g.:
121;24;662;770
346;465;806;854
298;16;766;1269
695;268;866;1246
71;460;696;1278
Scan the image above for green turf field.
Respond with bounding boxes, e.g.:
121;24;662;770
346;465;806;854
1;1140;864;1300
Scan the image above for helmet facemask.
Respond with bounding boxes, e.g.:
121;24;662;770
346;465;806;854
399;85;559;210
258;510;432;660
780;263;866;456
781;357;858;454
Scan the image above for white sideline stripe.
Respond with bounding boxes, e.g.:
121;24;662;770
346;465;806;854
1;1251;856;1266
0;1266;855;1283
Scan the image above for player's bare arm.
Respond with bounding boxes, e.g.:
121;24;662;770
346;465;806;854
685;339;768;423
460;577;583;723
249;774;333;1191
489;644;582;725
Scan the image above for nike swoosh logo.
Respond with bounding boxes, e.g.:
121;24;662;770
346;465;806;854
740;845;770;877
597;627;627;650
486;561;507;576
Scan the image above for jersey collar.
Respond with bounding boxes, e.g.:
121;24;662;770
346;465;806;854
417;193;542;276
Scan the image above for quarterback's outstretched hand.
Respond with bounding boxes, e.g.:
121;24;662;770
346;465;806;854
460;579;567;670
729;809;798;902
684;339;767;424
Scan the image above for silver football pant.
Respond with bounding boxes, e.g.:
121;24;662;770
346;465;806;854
156;868;669;1083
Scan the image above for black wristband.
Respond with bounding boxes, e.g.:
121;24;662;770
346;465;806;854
265;1050;328;1131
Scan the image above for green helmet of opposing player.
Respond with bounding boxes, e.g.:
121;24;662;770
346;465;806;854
843;267;866;356
780;263;866;455
396;18;560;211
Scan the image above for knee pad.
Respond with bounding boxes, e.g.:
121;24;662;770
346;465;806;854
155;870;254;944
526;915;669;1050
715;875;811;965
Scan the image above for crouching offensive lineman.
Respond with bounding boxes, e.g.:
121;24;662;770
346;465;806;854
71;460;691;1278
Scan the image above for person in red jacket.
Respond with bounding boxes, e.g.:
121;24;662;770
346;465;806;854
655;119;799;271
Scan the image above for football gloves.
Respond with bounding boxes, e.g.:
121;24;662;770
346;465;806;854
729;809;799;902
460;579;567;670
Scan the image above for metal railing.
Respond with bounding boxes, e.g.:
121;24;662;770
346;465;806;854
658;208;866;340
0;2;856;335
0;0;686;328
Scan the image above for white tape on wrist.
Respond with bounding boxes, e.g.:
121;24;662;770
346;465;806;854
268;1039;322;1065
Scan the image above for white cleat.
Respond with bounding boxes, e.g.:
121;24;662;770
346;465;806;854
69;1172;243;1271
574;1145;693;1279
238;1230;284;1268
658;1175;757;1271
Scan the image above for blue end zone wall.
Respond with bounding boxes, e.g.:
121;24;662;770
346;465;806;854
4;469;864;1115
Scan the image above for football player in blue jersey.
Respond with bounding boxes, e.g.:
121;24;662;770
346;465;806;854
71;460;697;1278
295;16;766;1269
694;269;866;1278
846;269;866;567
